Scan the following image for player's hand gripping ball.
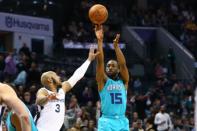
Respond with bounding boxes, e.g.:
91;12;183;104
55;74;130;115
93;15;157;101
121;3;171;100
89;4;108;25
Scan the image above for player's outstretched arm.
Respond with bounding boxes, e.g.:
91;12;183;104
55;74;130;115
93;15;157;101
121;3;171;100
1;84;31;131
62;46;99;93
113;34;129;88
95;25;107;91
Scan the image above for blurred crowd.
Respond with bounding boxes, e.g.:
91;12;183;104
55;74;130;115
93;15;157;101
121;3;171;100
126;0;197;59
0;42;195;131
59;0;124;45
59;0;197;59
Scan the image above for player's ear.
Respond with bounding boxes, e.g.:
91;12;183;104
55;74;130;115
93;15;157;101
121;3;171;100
47;77;53;83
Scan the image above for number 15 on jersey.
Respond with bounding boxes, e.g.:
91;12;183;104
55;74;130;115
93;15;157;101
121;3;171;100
110;93;122;104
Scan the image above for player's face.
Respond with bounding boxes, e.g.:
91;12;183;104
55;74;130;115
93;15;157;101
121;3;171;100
51;73;62;86
106;60;119;77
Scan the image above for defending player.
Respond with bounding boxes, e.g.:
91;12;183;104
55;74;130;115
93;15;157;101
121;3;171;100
35;46;99;131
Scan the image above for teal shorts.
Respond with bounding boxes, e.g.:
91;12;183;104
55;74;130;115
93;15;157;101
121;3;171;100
98;115;129;131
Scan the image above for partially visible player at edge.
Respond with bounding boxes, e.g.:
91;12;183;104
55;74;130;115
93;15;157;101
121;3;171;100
0;83;32;131
6;108;38;131
95;25;130;131
35;46;99;131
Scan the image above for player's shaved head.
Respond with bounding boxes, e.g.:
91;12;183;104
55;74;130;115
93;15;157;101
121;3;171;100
41;71;56;86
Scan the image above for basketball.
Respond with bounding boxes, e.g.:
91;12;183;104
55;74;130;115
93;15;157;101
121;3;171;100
88;4;108;25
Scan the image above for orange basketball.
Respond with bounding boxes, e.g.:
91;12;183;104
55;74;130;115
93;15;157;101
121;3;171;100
88;4;108;25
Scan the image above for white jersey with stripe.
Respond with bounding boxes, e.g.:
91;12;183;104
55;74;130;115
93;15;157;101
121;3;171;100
35;88;65;131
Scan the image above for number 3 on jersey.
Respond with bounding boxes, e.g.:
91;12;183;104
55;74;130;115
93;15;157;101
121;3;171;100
55;104;60;113
110;93;122;104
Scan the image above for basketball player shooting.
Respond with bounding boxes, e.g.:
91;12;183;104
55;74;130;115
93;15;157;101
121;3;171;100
0;83;32;131
35;46;99;131
95;25;130;131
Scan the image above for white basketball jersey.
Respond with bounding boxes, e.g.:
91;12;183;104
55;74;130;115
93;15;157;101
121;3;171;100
35;88;65;131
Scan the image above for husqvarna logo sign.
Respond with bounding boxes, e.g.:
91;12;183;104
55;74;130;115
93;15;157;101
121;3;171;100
0;12;53;36
5;16;49;31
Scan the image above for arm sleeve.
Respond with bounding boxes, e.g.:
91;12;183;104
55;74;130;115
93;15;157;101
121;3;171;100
67;59;91;87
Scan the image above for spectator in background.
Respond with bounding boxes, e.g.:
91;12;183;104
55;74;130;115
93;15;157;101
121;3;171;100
13;63;27;86
173;116;182;131
27;62;41;86
29;85;38;103
23;91;32;109
154;105;173;131
68;121;81;131
76;106;89;128
0;55;5;81
31;52;38;63
64;106;77;130
154;63;164;80
131;121;138;131
20;52;31;69
145;118;155;131
133;78;142;93
12;48;20;65
135;94;147;119
170;82;182;113
131;119;144;131
17;85;25;99
85;101;95;118
64;97;81;129
4;52;17;81
131;112;139;126
19;43;31;57
136;119;145;131
87;119;97;131
82;87;93;104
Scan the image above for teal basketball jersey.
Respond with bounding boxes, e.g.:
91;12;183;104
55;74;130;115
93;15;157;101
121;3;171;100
99;78;127;116
6;108;38;131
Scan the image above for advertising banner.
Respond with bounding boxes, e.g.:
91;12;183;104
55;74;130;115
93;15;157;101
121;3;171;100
0;12;53;36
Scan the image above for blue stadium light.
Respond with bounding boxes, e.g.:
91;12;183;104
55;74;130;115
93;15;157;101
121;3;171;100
48;1;53;5
33;0;38;4
16;0;20;6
